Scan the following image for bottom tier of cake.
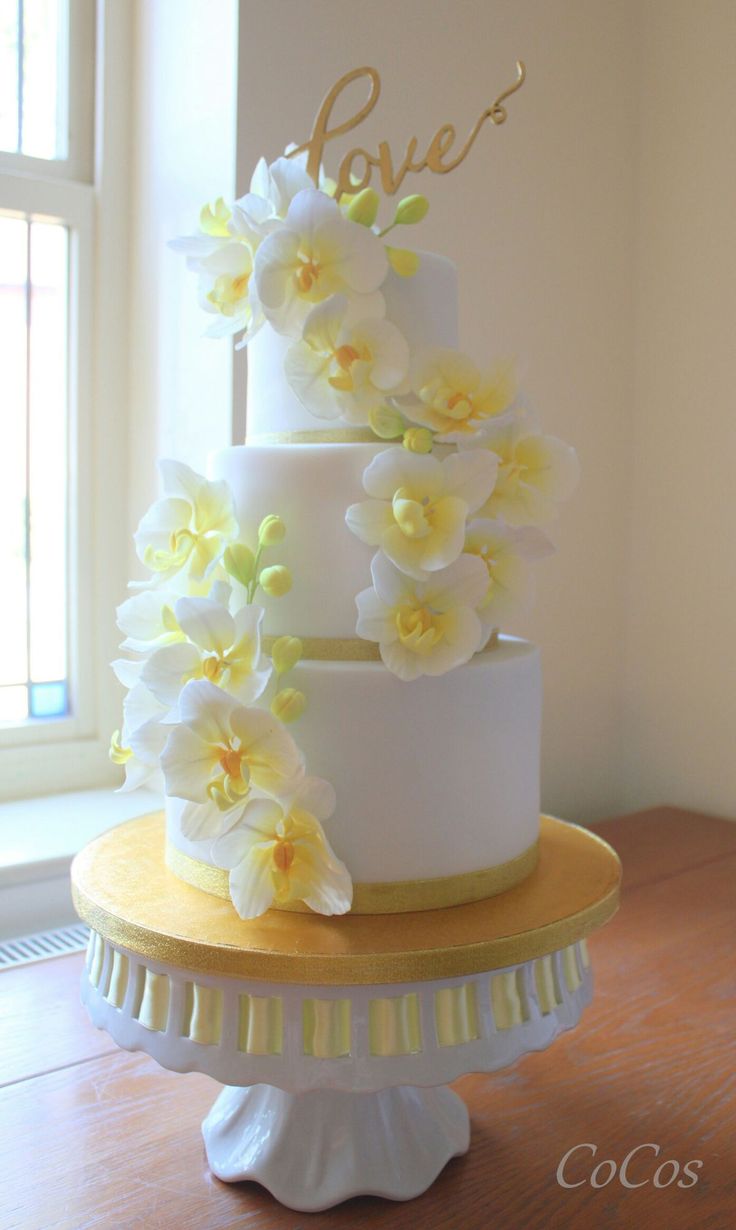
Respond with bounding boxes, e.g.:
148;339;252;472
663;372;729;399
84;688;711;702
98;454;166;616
167;635;541;909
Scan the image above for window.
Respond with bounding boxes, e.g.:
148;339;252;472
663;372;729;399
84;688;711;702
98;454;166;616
0;1;131;799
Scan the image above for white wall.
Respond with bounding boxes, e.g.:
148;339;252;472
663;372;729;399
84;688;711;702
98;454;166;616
236;0;639;821
128;0;238;562
624;0;736;817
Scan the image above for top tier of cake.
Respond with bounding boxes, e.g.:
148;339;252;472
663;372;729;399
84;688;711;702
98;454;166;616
245;253;458;440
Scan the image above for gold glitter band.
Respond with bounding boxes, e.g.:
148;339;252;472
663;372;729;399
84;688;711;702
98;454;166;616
165;836;540;915
248;429;378;445
261;630;499;663
70;814;621;985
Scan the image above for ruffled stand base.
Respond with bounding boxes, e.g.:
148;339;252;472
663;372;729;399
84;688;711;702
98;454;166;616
202;1083;470;1211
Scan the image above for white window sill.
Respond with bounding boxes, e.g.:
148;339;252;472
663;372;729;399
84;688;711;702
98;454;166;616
0;787;162;940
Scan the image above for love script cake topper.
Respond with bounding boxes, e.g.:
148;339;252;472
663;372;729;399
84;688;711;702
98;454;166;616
287;61;526;199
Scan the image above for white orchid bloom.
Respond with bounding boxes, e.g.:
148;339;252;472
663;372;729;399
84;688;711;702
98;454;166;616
134;460;238;586
406;348;516;441
110;684;168;794
194;240;264;345
465;519;555;631
211;777;352;919
116;589;186;653
254;188;388;336
141;596;270;708
284;294;409;424
347;447;497;580
463;417;580;526
161;678;304;815
171;198;265;346
355;551;488;681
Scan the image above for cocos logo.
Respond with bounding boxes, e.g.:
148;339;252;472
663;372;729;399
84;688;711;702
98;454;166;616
556;1143;703;1189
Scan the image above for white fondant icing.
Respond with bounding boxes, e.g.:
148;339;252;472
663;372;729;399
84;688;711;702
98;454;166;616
208;442;385;636
167;637;541;884
245;253;458;440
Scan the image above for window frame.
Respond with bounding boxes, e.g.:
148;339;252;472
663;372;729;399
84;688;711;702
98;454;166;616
0;0;132;799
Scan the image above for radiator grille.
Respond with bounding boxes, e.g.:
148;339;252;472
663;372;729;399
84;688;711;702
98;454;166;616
0;923;89;969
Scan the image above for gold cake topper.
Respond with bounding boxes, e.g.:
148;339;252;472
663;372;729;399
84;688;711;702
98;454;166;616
288;61;527;199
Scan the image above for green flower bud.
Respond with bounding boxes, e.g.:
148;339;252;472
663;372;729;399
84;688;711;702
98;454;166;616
258;514;286;546
369;403;405;440
346;187;380;228
271;635;303;675
260;564;292;597
223;543;256;587
394;194;429;226
271;688;306;723
403;426;434;454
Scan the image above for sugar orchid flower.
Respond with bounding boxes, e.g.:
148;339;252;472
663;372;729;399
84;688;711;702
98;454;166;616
355;551;488;681
141;595;270;708
406;348;516;441
464;519;555;631
171;202;265;345
346;447;497;580
463;417;580;526
211;777;352;919
134;461;238;586
161;678;304;814
254;188;388;336
110;684;168;794
285;294;409;423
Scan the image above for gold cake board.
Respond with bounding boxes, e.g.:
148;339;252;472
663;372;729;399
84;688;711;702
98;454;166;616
72;814;620;986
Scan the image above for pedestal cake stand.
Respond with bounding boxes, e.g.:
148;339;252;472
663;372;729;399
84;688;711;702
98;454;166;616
72;813;620;1212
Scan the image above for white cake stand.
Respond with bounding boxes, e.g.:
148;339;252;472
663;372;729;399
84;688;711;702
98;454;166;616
72;814;620;1213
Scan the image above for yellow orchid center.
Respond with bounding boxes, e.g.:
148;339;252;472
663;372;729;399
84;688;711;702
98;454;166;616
295;257;322;293
334;343;360;370
392;491;432;539
328;341;371;393
503;457;529;490
207;271;250;316
109;730;132;765
445;391;474;422
395;603;444;655
207;743;252;811
202;654;226;683
273;838;296;873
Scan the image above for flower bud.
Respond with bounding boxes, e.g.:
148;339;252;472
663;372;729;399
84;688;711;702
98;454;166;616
346;187;380;228
369;403;404;440
271;688;306;723
394;194;429;226
260;564;292;597
271;635;303;675
258;514;286;546
223;543;256;587
403;426;434;454
386;246;420;278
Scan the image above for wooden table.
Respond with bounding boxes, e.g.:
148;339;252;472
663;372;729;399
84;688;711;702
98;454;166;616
1;808;734;1230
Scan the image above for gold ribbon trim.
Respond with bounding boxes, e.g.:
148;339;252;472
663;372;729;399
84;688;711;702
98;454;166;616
248;428;378;445
262;629;499;663
166;836;539;915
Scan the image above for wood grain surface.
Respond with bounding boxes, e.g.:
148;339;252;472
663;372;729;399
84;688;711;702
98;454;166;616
1;806;734;1230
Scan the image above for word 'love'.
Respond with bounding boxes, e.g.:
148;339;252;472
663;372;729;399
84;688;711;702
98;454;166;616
287;61;526;199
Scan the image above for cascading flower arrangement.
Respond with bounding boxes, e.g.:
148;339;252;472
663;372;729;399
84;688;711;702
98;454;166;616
173;149;580;682
110;459;352;920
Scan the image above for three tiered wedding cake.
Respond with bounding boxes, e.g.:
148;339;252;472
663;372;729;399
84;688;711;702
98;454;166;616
110;152;578;921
